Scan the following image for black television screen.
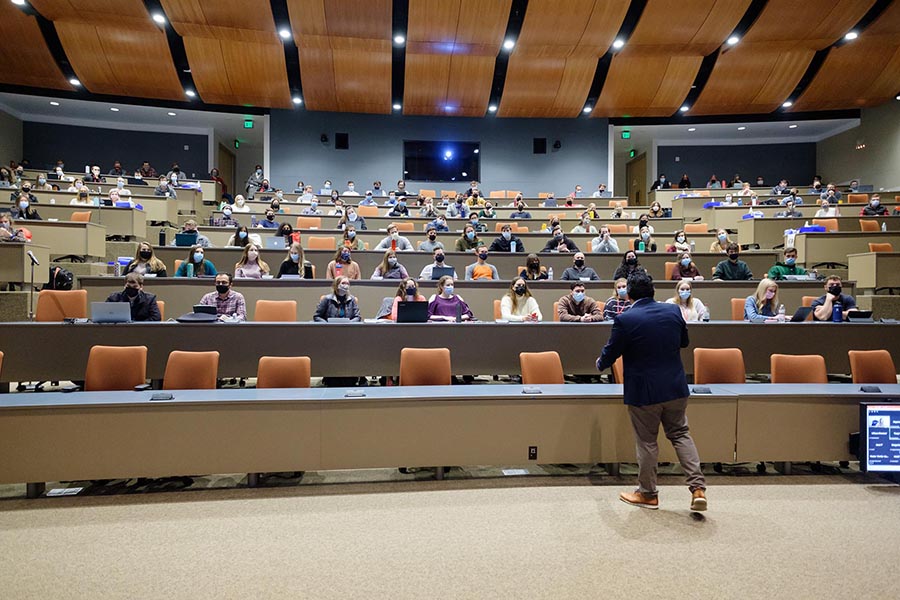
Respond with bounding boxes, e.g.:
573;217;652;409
860;402;900;472
403;140;480;183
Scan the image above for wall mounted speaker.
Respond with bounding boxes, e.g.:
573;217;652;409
335;132;349;150
533;138;547;154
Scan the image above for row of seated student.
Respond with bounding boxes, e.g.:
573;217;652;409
104;270;857;326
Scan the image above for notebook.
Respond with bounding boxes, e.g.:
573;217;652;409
396;301;429;323
91;302;131;323
192;304;217;315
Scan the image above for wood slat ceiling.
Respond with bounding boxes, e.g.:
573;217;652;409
161;0;292;108
499;0;630;118
792;2;900;111
0;2;72;90
403;0;510;117
29;0;184;100
593;0;751;118
287;0;393;114
690;0;876;115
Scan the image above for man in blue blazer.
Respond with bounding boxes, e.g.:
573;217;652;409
597;271;707;511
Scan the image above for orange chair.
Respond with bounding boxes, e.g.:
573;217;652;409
730;298;745;321
493;299;502;320
770;354;828;384
393;222;414;232
440;189;457;198
859;219;879;232
693;348;745;384
664;262;677;280
489;191;505;198
418;189;436;199
307;236;336;250
254;299;297;322
174;259;183;273
802;296;817;307
812;218;838;232
848;350;897;384
256;356;311;388
519;351;564;384
35;290;88;321
538;192;551;199
516;226;529;233
608;200;627;208
163;350;219;390
157;299;165;320
611;357;624;384
295;216;322;229
0;350;4;378
494;222;514;232
84;345;148;391
684;223;708;233
553;301;560;322
869;243;893;253
355;205;379;217
605;223;628;234
847;193;868;204
70;211;92;222
399;348;451;386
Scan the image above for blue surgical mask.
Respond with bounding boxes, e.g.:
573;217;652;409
398;201;406;208
38;178;46;185
466;231;475;240
290;253;300;262
238;231;247;239
676;235;685;243
340;252;351;261
193;252;203;262
681;258;691;267
572;291;585;303
444;285;454;296
641;232;650;240
502;231;511;240
223;208;232;217
311;201;318;208
785;257;796;265
19;201;28;210
388;258;398;267
718;233;727;241
679;290;691;300
872;199;880;207
348;230;356;238
617;288;627;298
117;181;124;189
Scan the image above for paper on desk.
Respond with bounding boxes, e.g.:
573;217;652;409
47;487;83;496
501;469;529;476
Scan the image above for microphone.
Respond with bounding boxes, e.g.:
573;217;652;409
27;250;40;265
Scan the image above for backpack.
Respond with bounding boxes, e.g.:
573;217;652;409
42;266;74;290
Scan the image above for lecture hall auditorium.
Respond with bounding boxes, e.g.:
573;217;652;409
1;1;900;598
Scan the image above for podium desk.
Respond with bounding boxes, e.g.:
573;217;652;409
0;243;50;284
22;221;107;258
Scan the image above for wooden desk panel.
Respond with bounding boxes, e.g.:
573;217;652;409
848;252;900;290
22;221;107;258
0;243;50;284
738;217;900;250
794;232;900;265
29;205;146;239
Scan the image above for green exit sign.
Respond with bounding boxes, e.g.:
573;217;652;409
234;139;240;149
629;149;635;158
243;120;254;129
621;131;631;139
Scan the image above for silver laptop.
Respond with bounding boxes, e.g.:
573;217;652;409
264;237;286;250
327;317;351;323
91;302;132;323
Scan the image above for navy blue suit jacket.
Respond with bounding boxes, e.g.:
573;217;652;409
597;298;690;406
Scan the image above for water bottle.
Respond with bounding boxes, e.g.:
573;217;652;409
186;263;194;278
113;261;121;277
251;214;257;227
209;215;214;226
158;227;166;246
638;241;645;252
548;267;554;280
832;301;842;323
882;222;887;232
777;304;785;321
335;262;343;276
690;240;696;253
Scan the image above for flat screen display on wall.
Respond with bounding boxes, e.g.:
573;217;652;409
403;140;481;182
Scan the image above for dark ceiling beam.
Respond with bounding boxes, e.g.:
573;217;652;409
142;0;198;97
11;0;80;87
270;0;304;108
391;0;409;110
486;0;528;114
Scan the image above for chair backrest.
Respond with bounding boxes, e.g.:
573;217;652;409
608;200;627;208
493;299;502;320
605;223;628;234
869;242;893;253
35;289;88;321
684;223;708;233
628;239;636;252
440;189;457;198
847;193;868;204
553;301;560;321
399;348;451;386
157;299;165;320
495;221;514;232
506;190;521;198
516;226;528;233
801;295;817;307
295;216;322;229
519;351;564;385
489;191;505;198
70;211;92;222
393;221;414;232
0;350;3;378
812;218;838;232
418;189;436;199
538;192;550;198
174;259;183;273
254;299;297;322
730;298;744;321
355;205;379;217
770;354;828;383
859;219;879;232
611;357;624;383
257;356;311;388
163;350;219;390
848;350;897;384
664;262;677;280
307;236;335;250
693;348;745;384
84;345;148;391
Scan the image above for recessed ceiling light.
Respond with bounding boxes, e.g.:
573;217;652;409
612;39;625;50
185;90;196;98
789;124;798;129
110;107;119;112
473;149;479;154
279;28;291;40
679;105;689;112
12;0;26;5
69;78;81;86
394;34;405;45
687;127;696;132
727;36;740;46
292;96;302;105
782;101;793;108
503;39;515;51
844;31;858;41
737;126;746;131
896;94;900;101
488;105;497;113
392;103;401;110
167;112;176;116
152;13;165;25
49;101;60;106
583;106;592;113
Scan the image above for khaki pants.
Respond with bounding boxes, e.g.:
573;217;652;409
627;397;706;495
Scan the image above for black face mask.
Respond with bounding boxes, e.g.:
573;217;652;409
435;254;445;263
216;284;230;294
79;192;88;198
406;287;416;295
139;250;152;260
639;219;649;228
478;252;488;260
428;233;436;240
574;259;585;268
829;285;842;296
517;205;525;211
514;286;526;296
625;257;637;266
124;287;139;298
266;214;275;221
728;253;740;261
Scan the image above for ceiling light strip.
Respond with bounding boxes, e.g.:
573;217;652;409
270;0;304;108
391;0;409;112
486;0;529;115
11;1;82;90
142;0;199;99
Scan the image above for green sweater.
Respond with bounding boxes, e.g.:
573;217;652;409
713;259;753;281
767;262;807;280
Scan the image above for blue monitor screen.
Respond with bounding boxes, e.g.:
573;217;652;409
861;403;900;472
403;140;480;183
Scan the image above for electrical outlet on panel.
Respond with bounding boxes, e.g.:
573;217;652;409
184;145;189;151
675;156;680;162
528;446;538;460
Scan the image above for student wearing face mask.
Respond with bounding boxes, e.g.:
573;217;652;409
613;251;645;280
218;204;238;227
391;180;409;199
327;247;362;279
337;208;367;231
429;215;450;232
672;252;702;280
372;181;386;197
478;202;496;219
446;195;469;219
389;278;427;321
276;243;311;278
558;282;604;322
811;275;857;322
767;247;806;280
418;223;444;252
488;223;525;253
10;182;38;205
11;193;41;220
339;225;366;251
124;242;167;277
230;195;249;213
297;185;315;203
631;214;655;235
375;224;414;252
314;277;361;322
300;197;323;215
542;226;580;253
649;174;670;192
34;174;53;191
672;230;691;253
270;193;286;211
518;253;548;280
372;250;409;280
209;168;227;195
860;195;887;216
666;280;707;322
744;279;781;322
467;213;487;233
709;229;732;253
500;278;542;322
69;185;93;206
358;190;377;206
258;210;280;229
591;226;619;253
570;215;598;234
234;244;270;279
246;165;264;198
0;167;14;188
509;202;532;219
105;273;161;321
814;199;840;218
198;273;246;321
343;181;359;196
428;275;474;321
113;177;132;197
174;245;217;277
225;225;261;248
154;175;177;198
713;243;753;281
319;180;333;196
419;248;457;280
633;226;657;252
648;201;665;218
603;278;632;321
86;165;103;184
561;252;600;281
465;245;499;280
454;224;481;252
386;197;410;217
0;213;27;242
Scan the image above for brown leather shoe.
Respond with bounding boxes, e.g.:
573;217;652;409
690;489;707;512
619;490;659;510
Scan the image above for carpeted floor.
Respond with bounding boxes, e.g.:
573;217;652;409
1;472;898;599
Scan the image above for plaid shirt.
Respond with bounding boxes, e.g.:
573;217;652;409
200;290;246;321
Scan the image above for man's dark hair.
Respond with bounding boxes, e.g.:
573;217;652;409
570;281;585;290
217;272;233;283
626;271;655;300
726;242;740;253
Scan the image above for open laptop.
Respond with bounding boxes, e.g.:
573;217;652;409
264;236;286;250
327;317;351;323
91;302;131;323
789;306;814;322
430;266;455;280
848;310;874;322
192;304;217;315
174;232;199;247
396;301;429;323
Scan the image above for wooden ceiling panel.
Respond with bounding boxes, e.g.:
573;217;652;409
594;55;703;117
404;53;451;113
162;0;279;44
444;55;500;116
30;0;158;31
296;44;339;110
332;43;392;114
0;3;72;90
624;0;751;56
743;0;875;50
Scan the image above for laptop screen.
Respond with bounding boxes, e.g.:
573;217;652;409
396;301;429;323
